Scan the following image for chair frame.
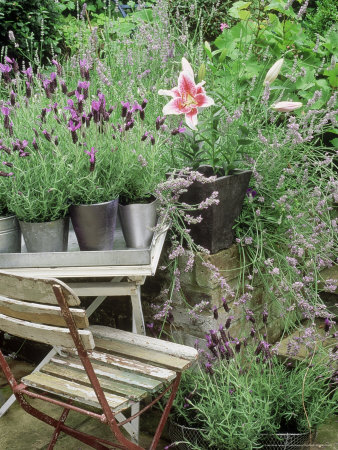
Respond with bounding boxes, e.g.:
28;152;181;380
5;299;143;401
0;282;182;450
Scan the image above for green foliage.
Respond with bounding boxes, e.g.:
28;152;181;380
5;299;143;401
173;349;337;449
0;0;63;63
305;0;338;40
167;0;234;41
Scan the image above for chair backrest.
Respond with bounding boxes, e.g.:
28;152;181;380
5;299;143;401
0;271;94;350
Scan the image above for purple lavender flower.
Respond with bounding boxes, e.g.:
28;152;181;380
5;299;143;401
79;59;90;80
85;146;98;172
0;64;12;82
150;135;155;145
22;67;33;83
205;362;214;374
139;109;145;120
25;81;32;98
10;90;16;106
212;305;219;320
2;161;13;168
246;187;257;198
60;80;68;95
141;98;148;109
52;59;62;76
225;315;234;329
219;324;227;343
77;81;90;99
68;120;81;144
1;107;10;129
42;129;52;142
171;121;186;135
262;309;268;324
32;138;38;150
50;72;57;91
75;91;85;113
222;297;230;313
121;101;130;118
91;100;101;123
43;79;51;98
156;116;166;130
141;131;149;142
209;329;219;345
0;170;14;177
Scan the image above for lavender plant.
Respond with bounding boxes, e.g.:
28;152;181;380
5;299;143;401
169;320;337;449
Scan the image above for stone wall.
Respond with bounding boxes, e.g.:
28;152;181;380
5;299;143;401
141;243;285;348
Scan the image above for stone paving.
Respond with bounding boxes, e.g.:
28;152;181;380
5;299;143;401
0;357;337;449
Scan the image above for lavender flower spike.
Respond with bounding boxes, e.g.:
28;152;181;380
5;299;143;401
85;147;98;172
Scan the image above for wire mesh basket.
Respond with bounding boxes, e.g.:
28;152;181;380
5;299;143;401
168;421;208;449
260;431;316;449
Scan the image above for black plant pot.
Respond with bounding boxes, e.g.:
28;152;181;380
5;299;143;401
180;166;252;254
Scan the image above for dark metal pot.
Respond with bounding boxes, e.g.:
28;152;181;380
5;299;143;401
0;215;21;253
19;217;69;253
118;198;158;248
69;199;118;251
179;166;252;254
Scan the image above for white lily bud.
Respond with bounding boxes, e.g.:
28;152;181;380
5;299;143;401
263;58;284;86
272;101;303;112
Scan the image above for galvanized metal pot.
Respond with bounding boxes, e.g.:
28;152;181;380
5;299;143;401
69;199;119;251
0;215;21;253
119;198;158;248
19;217;69;253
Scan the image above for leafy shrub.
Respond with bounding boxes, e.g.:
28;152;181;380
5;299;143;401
306;0;338;39
0;0;63;63
167;0;234;41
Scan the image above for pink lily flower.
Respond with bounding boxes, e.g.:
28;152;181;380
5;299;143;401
158;58;214;130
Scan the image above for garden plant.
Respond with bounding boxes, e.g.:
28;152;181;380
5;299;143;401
0;0;337;448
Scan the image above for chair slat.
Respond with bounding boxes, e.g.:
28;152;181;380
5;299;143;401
90;326;198;371
65;348;176;382
0;272;80;306
0;314;94;349
50;355;163;392
22;372;130;412
42;361;148;401
0;296;88;328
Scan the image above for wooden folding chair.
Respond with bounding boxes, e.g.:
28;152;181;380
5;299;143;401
0;271;198;449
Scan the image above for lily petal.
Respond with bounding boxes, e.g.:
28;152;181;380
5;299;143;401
272;101;302;112
163;98;191;115
178;72;197;97
195;93;215;108
181;57;194;80
158;88;180;98
185;108;198;130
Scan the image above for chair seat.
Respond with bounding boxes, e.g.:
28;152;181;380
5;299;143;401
21;326;197;415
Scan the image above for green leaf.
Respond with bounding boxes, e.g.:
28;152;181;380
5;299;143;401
237;139;253;145
323;63;338;88
229;1;252;19
219;48;227;63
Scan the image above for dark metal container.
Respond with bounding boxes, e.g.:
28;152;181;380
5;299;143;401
179;167;252;254
69;199;119;251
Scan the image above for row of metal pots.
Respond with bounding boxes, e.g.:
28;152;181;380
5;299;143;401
0;198;158;253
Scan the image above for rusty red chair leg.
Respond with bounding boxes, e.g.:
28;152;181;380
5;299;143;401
47;404;71;450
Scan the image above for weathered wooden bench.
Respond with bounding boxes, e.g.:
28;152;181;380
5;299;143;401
0;271;198;449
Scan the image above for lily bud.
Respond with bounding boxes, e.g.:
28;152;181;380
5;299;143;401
263;58;284;86
272;101;303;112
